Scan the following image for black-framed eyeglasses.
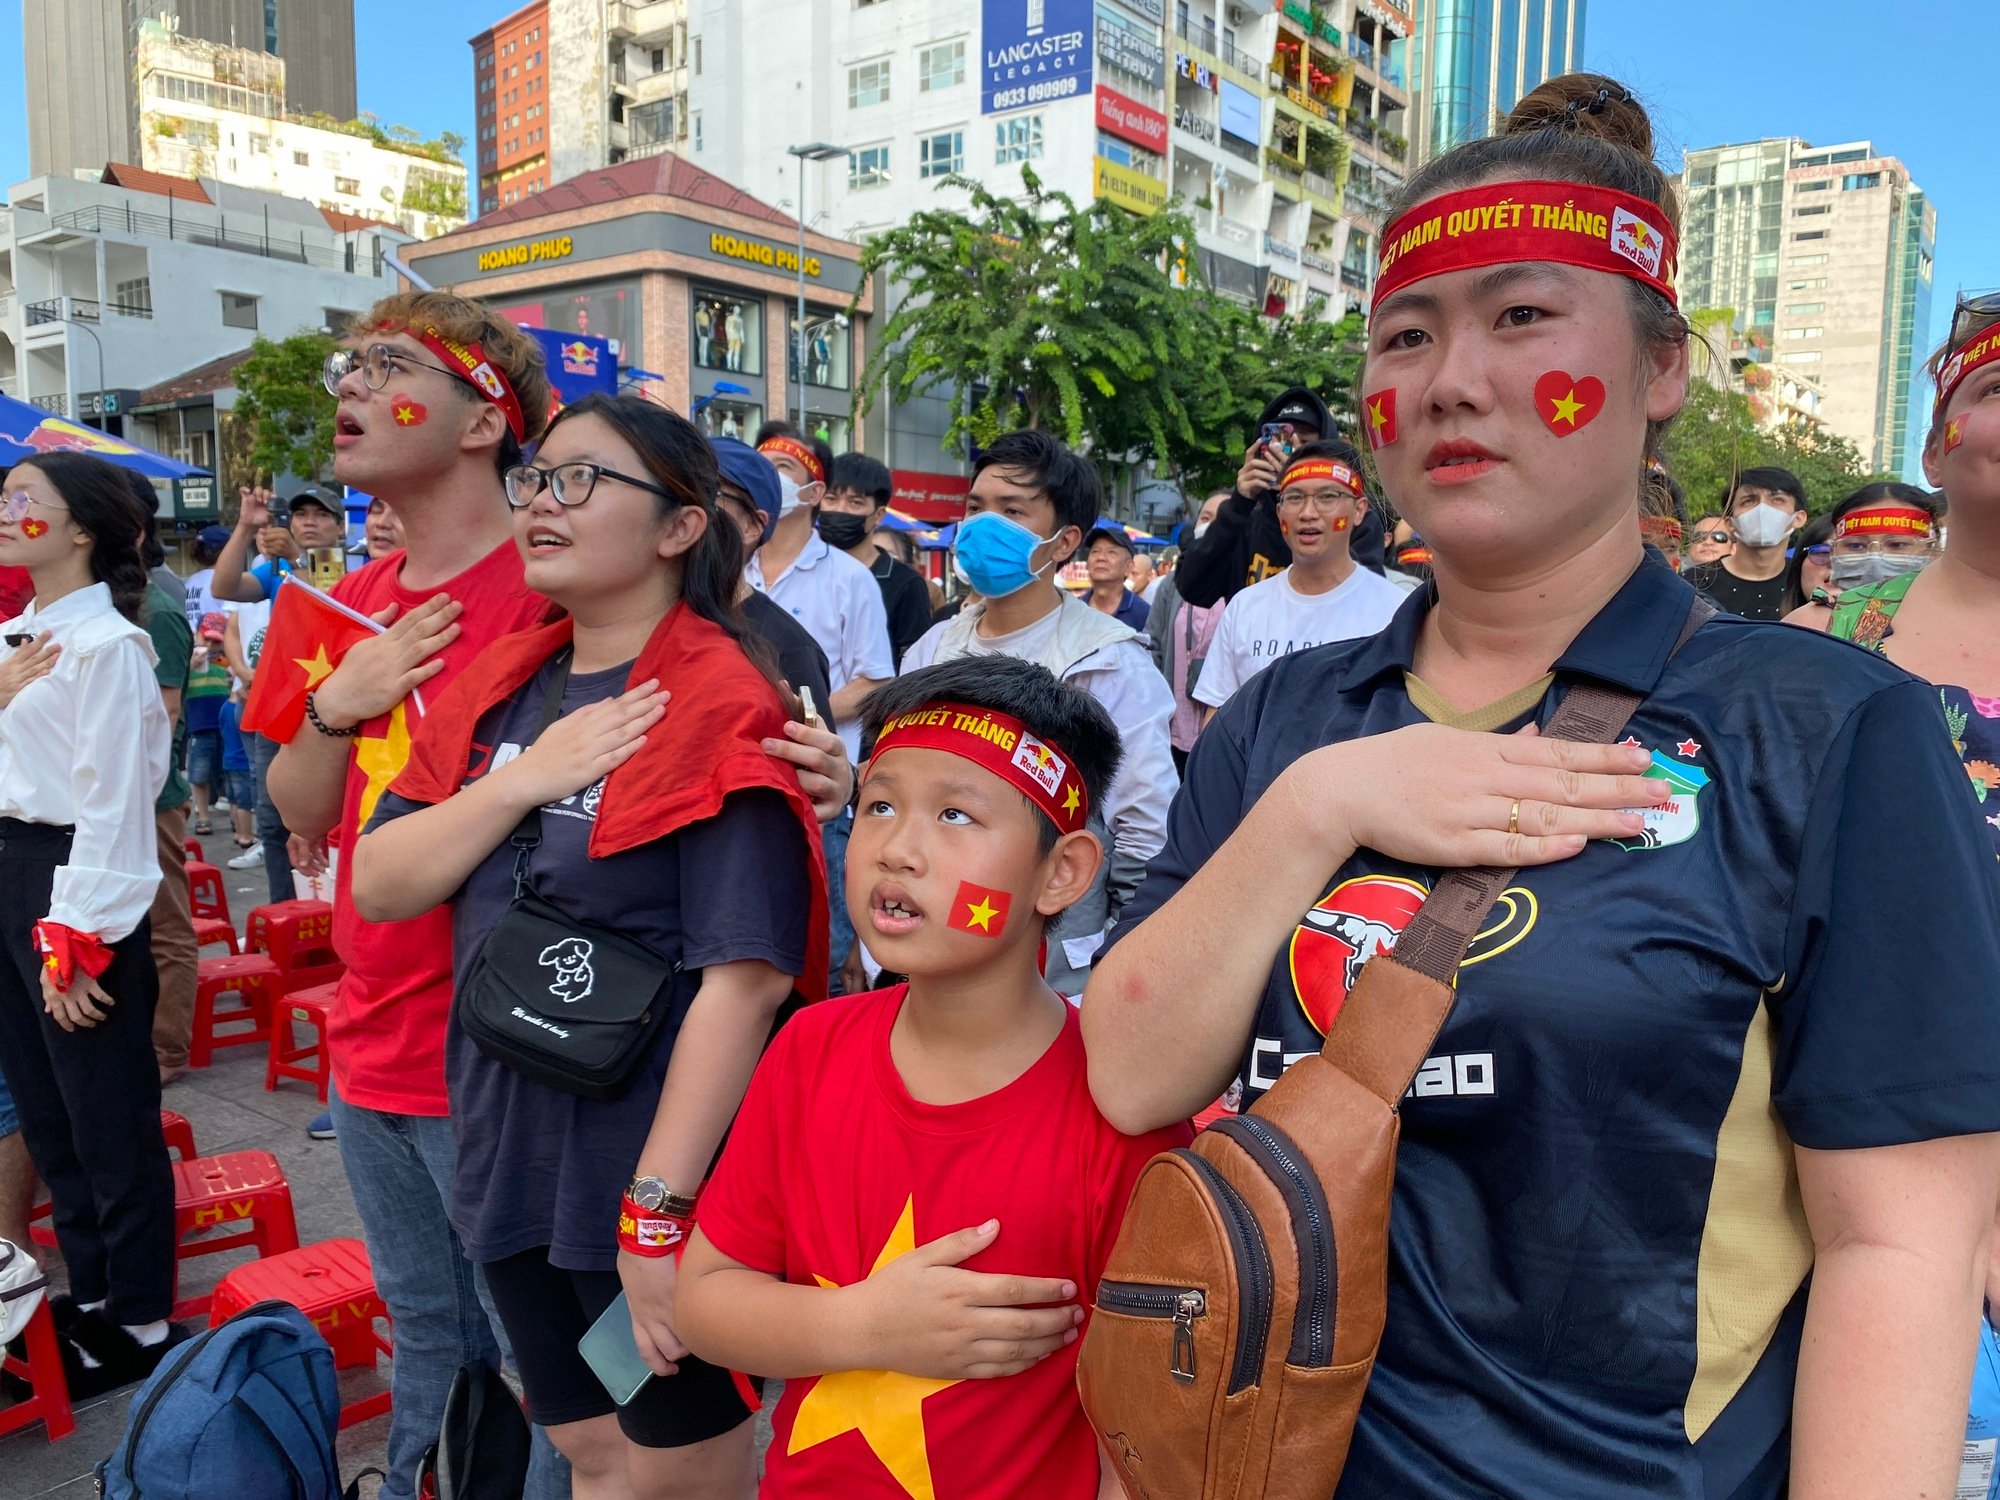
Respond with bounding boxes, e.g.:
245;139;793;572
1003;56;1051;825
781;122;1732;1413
1950;290;2000;348
503;461;676;510
322;343;471;398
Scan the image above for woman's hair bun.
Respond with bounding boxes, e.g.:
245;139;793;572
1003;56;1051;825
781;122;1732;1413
1502;72;1654;160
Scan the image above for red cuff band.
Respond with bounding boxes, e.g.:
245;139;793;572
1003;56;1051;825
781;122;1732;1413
31;922;113;992
618;1194;692;1258
870;702;1090;834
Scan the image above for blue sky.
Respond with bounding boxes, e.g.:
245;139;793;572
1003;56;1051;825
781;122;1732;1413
0;0;1986;349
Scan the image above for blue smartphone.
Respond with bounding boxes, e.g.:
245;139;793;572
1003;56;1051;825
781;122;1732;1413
578;1292;655;1406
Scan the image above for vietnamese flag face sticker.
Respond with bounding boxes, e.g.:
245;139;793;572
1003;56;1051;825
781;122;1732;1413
1364;389;1397;450
20;518;48;538
946;880;1012;939
390;395;428;428
1534;372;1606;437
1943;417;1965;455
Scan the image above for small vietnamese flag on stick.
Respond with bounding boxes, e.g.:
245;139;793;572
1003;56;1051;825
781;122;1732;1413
946;881;1012;939
241;576;388;742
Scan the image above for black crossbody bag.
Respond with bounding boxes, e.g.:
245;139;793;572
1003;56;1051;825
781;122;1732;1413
456;650;683;1101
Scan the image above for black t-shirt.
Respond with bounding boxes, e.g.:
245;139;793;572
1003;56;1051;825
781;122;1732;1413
745;588;832;711
870;550;935;669
1682;561;1790;622
1110;557;2000;1495
369;656;812;1271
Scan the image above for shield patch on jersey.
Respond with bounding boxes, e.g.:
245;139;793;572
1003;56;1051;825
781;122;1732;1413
1612;750;1711;851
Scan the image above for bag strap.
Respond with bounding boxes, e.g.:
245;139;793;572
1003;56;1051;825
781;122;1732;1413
1322;595;1715;1105
508;648;575;899
236;1367;340;1498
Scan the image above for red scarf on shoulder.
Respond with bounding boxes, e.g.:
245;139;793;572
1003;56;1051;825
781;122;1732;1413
391;602;829;1005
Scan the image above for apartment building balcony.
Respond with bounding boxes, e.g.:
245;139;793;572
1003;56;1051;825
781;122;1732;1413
606;0;679;44
1195;207;1257;252
1346;114;1408;165
26;204;384;275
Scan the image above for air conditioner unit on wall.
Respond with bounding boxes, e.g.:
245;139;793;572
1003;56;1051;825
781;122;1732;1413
1228;4;1247;24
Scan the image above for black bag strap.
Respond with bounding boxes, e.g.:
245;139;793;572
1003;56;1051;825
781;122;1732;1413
508;647;574;899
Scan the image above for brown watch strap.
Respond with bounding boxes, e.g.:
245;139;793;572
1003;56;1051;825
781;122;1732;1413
1322;594;1715;1105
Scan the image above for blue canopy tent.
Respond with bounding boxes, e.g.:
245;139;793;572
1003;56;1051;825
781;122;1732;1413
0;393;210;480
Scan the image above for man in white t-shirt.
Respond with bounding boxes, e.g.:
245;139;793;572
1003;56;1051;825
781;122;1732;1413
1196;439;1404;719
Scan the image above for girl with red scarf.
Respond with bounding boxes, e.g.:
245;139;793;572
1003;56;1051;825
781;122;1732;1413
353;395;825;1498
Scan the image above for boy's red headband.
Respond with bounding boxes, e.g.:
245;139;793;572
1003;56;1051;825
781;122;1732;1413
1934;325;2000;424
1835;506;1932;540
758;435;825;485
408;323;525;442
1280;456;1364;496
870;703;1089;834
1374;180;1678;313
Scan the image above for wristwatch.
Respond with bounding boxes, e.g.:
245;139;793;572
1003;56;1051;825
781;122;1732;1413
626;1175;698;1218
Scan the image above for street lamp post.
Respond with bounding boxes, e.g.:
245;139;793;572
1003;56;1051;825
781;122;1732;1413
60;297;106;427
786;142;848;430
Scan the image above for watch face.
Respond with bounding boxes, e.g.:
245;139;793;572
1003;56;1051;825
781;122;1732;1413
629;1178;668;1211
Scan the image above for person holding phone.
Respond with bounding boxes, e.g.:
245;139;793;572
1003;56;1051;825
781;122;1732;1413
353;394;825;1499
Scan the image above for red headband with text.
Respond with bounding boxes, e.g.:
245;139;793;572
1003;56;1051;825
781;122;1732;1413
870;703;1089;834
1935;325;2000;424
758;435;825;485
1835;506;1932;541
408;323;525;442
1280;456;1365;496
1374;180;1679;313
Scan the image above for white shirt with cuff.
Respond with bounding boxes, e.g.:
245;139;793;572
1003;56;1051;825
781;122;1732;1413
745;531;894;761
0;582;171;941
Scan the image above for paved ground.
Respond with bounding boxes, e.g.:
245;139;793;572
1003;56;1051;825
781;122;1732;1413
2;842;394;1499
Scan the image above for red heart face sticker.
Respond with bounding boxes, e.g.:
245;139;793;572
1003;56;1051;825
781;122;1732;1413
389;395;429;428
1533;371;1606;437
20;518;48;538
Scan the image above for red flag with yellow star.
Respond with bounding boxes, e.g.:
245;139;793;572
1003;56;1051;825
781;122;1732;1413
240;575;382;742
945;882;1011;939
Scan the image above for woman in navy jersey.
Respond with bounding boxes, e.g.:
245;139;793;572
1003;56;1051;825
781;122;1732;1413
1085;75;2000;1498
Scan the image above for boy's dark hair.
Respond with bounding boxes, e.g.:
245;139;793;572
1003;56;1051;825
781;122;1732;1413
1725;466;1806;512
752;419;834;486
1828;479;1945;526
829;451;893;509
1279;436;1368;481
861;655;1122;855
972;430;1101;547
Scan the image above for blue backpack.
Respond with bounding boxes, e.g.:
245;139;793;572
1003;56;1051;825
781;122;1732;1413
95;1300;343;1500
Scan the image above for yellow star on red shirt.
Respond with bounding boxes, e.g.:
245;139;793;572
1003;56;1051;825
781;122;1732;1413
789;1197;961;1499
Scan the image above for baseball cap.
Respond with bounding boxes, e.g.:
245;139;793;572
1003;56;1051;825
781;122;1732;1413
197;611;228;642
287;486;342;516
196;525;231;550
708;437;782;545
1083;523;1135;557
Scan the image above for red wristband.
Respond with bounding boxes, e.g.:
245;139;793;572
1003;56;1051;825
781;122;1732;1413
617;1193;692;1258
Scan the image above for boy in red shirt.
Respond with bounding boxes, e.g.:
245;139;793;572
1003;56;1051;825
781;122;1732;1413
677;656;1189;1499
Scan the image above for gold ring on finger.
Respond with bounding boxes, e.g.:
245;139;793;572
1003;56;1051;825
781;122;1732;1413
1508;799;1521;836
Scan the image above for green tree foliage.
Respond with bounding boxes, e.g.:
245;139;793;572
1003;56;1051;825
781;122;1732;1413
1661;378;1895;516
232;330;339;484
853;168;1361;496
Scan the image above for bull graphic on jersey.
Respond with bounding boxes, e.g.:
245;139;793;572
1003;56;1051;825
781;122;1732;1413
539;936;596;1004
1287;873;1540;1036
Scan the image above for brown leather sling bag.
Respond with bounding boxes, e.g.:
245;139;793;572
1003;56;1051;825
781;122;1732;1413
1078;596;1712;1499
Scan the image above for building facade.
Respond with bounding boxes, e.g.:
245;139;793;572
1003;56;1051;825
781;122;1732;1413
23;0;360;180
134;21;469;240
0;167;410;521
1677;136;1936;478
404;152;873;452
1404;0;1583;160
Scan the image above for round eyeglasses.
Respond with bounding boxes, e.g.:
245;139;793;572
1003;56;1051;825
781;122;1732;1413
322;343;471;398
503;461;677;510
0;492;68;525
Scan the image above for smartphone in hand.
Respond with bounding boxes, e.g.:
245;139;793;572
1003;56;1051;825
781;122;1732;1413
578;1292;656;1406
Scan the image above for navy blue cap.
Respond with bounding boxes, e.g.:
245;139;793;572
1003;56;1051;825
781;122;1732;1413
709;436;781;545
196;525;231;549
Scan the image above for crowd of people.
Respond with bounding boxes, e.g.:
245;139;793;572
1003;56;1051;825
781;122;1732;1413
1;65;1998;1500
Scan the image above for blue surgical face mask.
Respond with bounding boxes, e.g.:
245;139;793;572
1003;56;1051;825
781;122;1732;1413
951;510;1062;599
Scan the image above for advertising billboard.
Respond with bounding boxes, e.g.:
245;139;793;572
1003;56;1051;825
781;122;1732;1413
982;0;1093;114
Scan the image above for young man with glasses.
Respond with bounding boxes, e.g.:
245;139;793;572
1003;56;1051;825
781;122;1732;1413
1194;439;1405;721
262;293;572;1500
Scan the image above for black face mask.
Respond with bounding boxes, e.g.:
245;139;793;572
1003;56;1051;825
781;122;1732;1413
816;510;872;550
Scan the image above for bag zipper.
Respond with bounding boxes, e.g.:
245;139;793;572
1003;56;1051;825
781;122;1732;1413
1212;1114;1338;1367
1178;1149;1273;1393
1096;1280;1208;1383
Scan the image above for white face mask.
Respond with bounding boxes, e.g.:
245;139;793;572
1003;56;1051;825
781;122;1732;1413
1193;521;1211;541
776;474;804;517
1731;502;1796;548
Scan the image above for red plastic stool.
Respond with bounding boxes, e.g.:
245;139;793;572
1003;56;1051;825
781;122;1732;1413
193;915;241;954
172;1150;300;1320
190;953;280;1068
209;1239;392;1430
247;899;341;994
187;860;230;925
0;1297;76;1442
265;982;337;1101
29;1110;202;1247
184;837;204;863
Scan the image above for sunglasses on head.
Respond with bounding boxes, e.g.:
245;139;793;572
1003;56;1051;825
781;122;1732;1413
1950;289;2000;348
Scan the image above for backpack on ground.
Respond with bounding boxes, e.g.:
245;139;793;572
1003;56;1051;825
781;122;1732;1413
414;1359;531;1500
0;1237;46;1343
95;1300;341;1500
